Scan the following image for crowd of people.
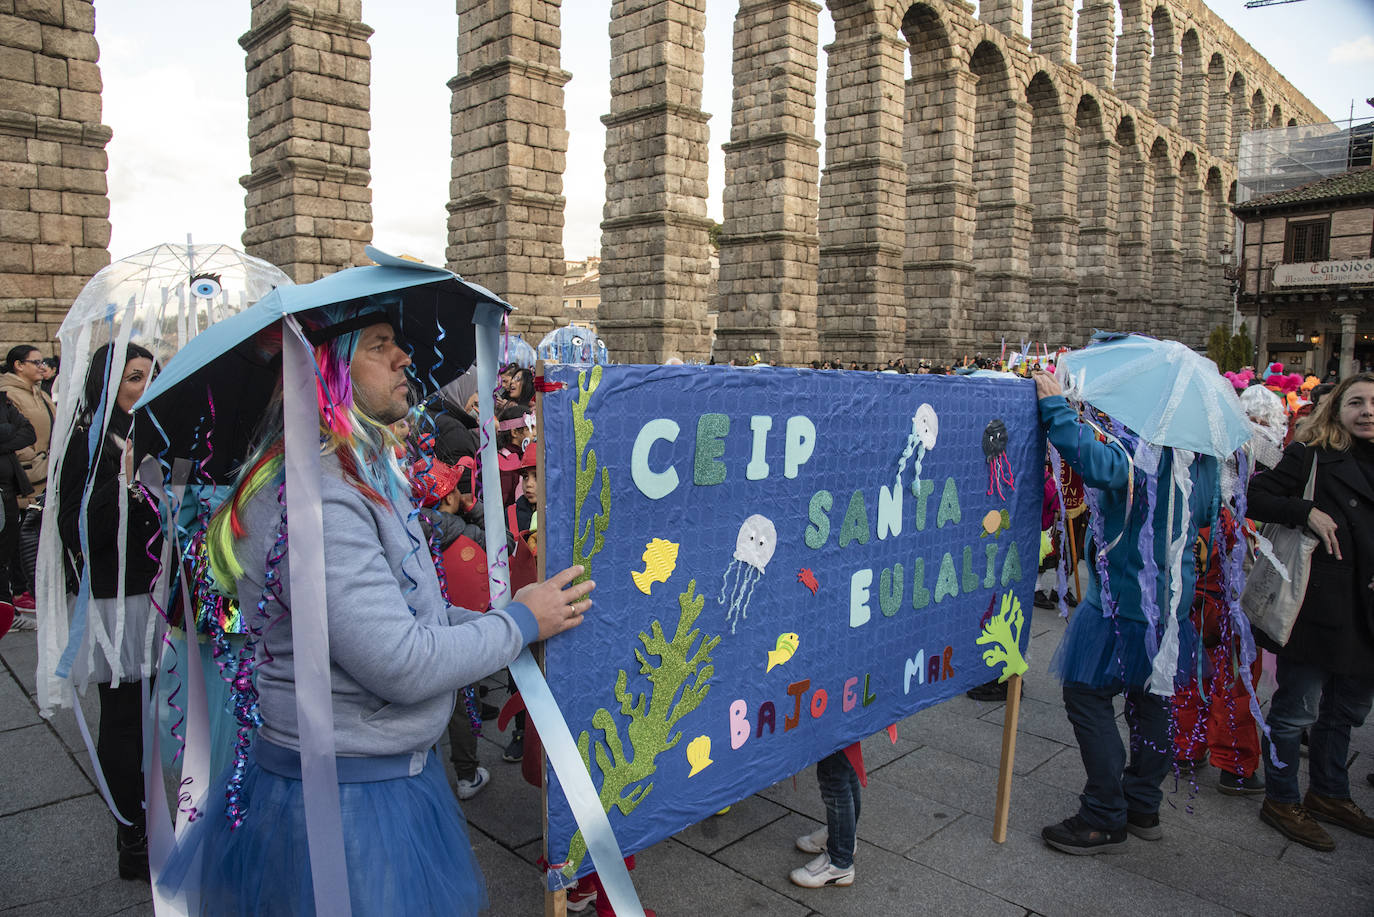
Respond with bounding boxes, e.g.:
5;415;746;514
5;310;1371;916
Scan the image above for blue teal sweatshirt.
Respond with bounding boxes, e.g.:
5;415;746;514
1039;395;1219;624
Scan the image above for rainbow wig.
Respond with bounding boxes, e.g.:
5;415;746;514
205;302;412;592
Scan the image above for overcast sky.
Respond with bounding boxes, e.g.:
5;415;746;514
98;0;1373;267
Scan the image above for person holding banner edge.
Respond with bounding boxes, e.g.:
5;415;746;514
157;310;596;916
1031;367;1219;854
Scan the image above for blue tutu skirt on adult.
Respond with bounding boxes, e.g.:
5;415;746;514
1050;600;1199;692
159;745;488;916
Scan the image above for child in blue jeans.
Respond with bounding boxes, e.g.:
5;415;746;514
791;747;859;887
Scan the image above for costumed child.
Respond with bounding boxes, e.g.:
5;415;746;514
1033;363;1229;854
1171;384;1285;792
156;305;594;917
56;342;163;880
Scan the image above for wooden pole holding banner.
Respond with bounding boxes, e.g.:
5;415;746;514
991;673;1023;844
535;361;568;917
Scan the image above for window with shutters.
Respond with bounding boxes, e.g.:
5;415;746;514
1283;218;1329;263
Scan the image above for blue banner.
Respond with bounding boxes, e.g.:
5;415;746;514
540;365;1044;877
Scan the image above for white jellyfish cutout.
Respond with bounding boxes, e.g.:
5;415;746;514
718;514;777;634
895;403;939;495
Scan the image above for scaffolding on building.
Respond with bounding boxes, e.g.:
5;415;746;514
1236;118;1374;203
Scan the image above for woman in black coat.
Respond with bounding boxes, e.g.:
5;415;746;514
1247;372;1374;853
55;342;162;881
0;390;35;629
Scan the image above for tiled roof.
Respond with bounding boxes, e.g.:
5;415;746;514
1234;166;1374;212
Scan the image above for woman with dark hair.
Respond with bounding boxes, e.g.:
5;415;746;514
55;341;163;880
1247;371;1374;851
504;365;535;406
1;343;56;608
0;382;35;632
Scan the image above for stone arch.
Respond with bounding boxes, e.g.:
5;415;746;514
1206;52;1229;157
1076;94;1118;340
1150;136;1180;337
1229;70;1248;159
1179;151;1205;345
1148;5;1179;127
1116;116;1151;326
970;39;1032;346
1287;117;1297;127
901;2;972;354
1028;71;1078;341
1205;166;1230;334
1251;87;1267;130
1270;103;1283;128
1179;29;1204;144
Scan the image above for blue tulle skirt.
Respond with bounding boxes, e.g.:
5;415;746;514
1050;600;1199;692
159;747;488;916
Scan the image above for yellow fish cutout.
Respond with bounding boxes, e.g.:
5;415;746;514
766;632;800;672
631;538;680;595
687;735;713;777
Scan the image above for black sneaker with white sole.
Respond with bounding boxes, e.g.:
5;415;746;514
1126;810;1161;841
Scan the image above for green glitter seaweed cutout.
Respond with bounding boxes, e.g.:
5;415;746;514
977;590;1029;683
564;579;721;875
572;365;611;585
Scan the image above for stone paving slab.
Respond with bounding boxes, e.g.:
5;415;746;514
0;655;40;731
906;812;1239;917
0;794;154;917
714;812;1026;917
0;722;92;816
1109;807;1373;917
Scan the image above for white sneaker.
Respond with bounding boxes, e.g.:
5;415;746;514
789;852;854;888
456;766;490;800
9;612;35;632
795;825;828;854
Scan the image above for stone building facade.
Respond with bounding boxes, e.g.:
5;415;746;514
1234;166;1374;378
0;0;1328;362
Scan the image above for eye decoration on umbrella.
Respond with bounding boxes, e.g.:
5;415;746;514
718;513;777;634
983;418;1014;499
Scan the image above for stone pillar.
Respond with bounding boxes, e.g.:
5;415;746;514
1031;0;1073;64
816;25;906;363
0;0;110;350
972;98;1035;350
1207;66;1231;157
1341;312;1359;379
448;0;570;340
980;0;1027;44
1116;146;1152;328
598;0;712;363
1180;71;1206;145
1150;148;1181;339
1075;1;1115;89
239;0;373;282
1115;27;1151;109
904;65;977;358
1180;173;1206;347
716;0;821;366
1029;115;1078;344
1148;42;1181;129
1076;136;1119;341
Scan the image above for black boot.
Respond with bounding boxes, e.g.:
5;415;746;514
117;817;149;882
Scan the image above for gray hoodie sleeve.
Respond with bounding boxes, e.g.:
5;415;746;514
315;483;539;706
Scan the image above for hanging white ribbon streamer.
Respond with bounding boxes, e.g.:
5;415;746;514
282;316;353;917
1149;449;1194;696
473;316;643;915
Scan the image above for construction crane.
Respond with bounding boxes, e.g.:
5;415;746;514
1244;0;1308;7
